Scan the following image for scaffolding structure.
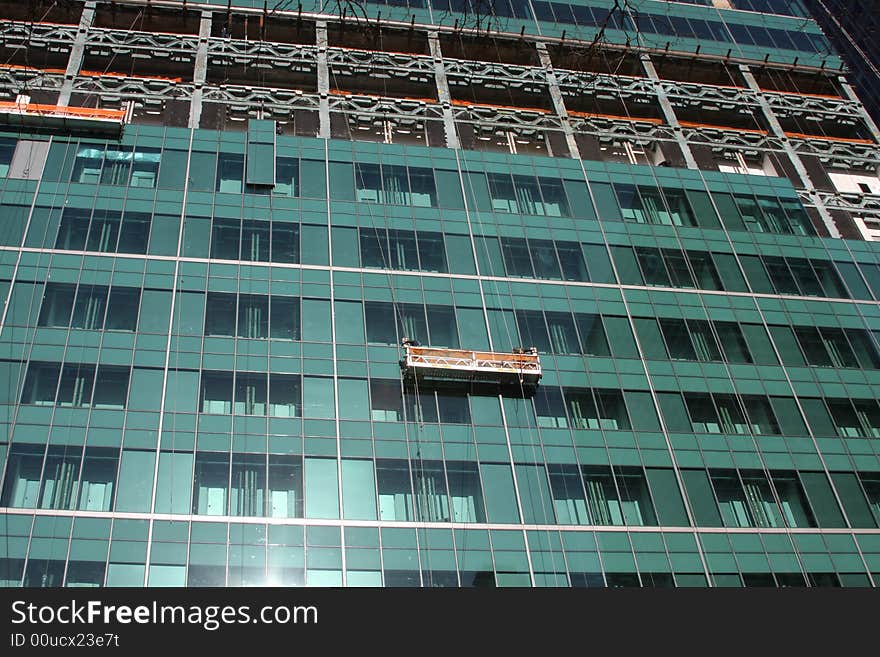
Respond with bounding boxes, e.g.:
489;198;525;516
0;0;878;237
401;342;542;385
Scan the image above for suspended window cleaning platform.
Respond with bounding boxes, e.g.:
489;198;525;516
0;97;128;135
401;340;542;386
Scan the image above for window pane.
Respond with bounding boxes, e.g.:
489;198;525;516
274;158;298;197
230;454;266;517
742;396;780;435
38;283;75;327
426;306;458;348
846;329;880;369
636;247;670;286
270;296;300;340
211;219;241;260
397;304;428;344
558;242;588;281
237;294;269;339
603;316;638;359
799;472;845;528
370;380;403;422
409;168;438;207
739;255;774;293
741;471;784;528
714;394;749;434
530;239;562;279
388;230;418;270
827;399;863;437
664;250;694;288
660;318;696;360
58;364;94;407
657;393;691;433
481;463;520;523
365;302;397;344
201;371;233;414
72;285;108;330
269;455;303;518
715;321;752;363
86;211;120;253
688;251;721;290
355;164;381;203
645;468;688;526
241;221;270;262
447;462;486;522
515;464;555;524
341;459;377;520
686;394;720;433
500;238;534;277
741;323;778;365
40;446;82;510
271;224;299;263
681;469;722;526
93;366;129;409
575;313;611;356
1;444;44;508
235;373;267;415
437;390;470;424
712;252;748;292
377;459;414;521
771;472;816;528
683;190;718;228
22;362;61;405
417;231;447;272
596;390;631;430
710;470;754;528
829;473;875;528
101;147;133;185
764;257;799;294
72;145;104;184
548;464;588;524
118;212;150;254
529;386;563;428
193;452;229;515
106;288;140;331
382;166;411;205
582;244;615;283
55;209;90;251
545;311;579;354
516;310;551;353
813;260;848;298
304;458;339;519
614;466;657;526
216;154;244;193
205;293;236;336
269;374;300;418
633;318;667;360
539;178;570;216
768;325;805;366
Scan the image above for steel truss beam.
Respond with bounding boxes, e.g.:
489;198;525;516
570;115;674;141
0;20;78;52
328;48;434;83
85;27;199;61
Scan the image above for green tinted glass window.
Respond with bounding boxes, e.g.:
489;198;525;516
681;469;722;526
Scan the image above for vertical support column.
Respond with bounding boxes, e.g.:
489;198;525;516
739;65;840;237
427;31;459;150
536;42;580;160
317;21;330;140
57;2;95;107
837;75;880;146
188;11;212;130
640;54;698;170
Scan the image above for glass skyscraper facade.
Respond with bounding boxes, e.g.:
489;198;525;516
1;0;880;588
